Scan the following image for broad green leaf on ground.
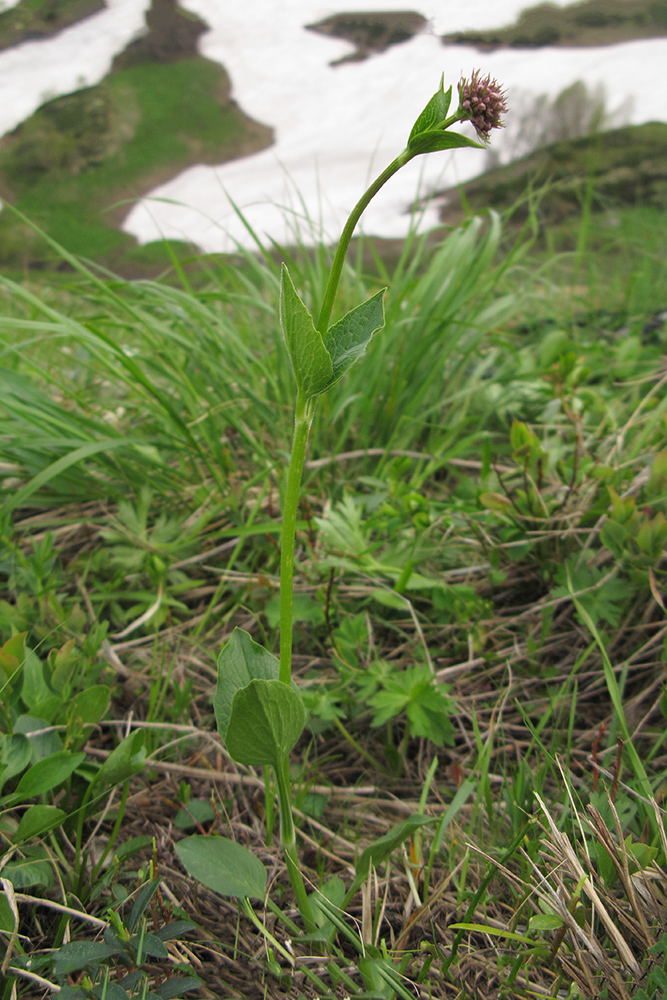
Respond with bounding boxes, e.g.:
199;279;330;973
20;647;50;710
12;805;66;843
214;628;279;739
0;733;31;794
129;931;168;958
224;679;305;767
2;848;53;889
8;751;85;804
94;730;146;788
14;714;62;761
174;799;216;830
155;975;203;998
280;264;332;398
0;632;25;682
323;289;385;387
67;685;111;732
175;836;267;900
51;940;124;976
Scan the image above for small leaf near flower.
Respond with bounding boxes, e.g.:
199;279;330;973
408;75;452;150
407;130;485;157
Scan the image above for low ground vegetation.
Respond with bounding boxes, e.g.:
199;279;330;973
444;0;667;49
0;0;103;52
0;184;666;999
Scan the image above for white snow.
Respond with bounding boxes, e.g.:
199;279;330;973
0;0;664;252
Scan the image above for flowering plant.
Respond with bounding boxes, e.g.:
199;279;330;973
176;69;507;990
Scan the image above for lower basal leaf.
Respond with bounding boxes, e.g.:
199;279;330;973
175;835;267;901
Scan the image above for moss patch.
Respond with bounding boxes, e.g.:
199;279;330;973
0;0;104;51
306;10;426;65
444;0;667;49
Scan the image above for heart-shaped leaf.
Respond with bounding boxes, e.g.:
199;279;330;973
175;835;267;900
225;678;305;768
324;289;385;388
214;629;279;740
280;264;332;398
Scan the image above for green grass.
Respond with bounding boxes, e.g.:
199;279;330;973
1;191;667;999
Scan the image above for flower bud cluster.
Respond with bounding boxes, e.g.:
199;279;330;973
458;70;508;141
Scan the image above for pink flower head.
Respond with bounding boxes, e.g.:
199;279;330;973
458;70;508;141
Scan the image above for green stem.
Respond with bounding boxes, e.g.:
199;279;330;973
240;898;295;966
315;149;413;334
279;391;316;686
279;152;418;688
276;754;315;930
242;899;332;994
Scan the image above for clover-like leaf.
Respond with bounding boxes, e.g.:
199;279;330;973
324;289;385;388
225;678;305;768
214;628;279;740
280;264;332;398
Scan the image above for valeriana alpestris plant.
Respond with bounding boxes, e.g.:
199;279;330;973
176;69;507;956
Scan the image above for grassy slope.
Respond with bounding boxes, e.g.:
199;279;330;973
1;191;666;996
0;58;272;272
437;121;667;228
445;0;667;48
